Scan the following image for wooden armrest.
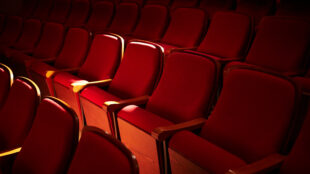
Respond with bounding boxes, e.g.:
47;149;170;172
45;67;80;78
0;147;22;158
226;154;286;174
71;79;112;93
103;95;150;112
151;118;206;141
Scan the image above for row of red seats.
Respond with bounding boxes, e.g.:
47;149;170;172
0;65;138;173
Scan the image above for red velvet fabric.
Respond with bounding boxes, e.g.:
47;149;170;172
0;16;23;46
199;0;235;18
67;128;133;174
84;1;114;33
146;51;217;123
132;4;168;41
32;0;54;21
12;98;78;174
118;105;173;134
200;68;297;163
169;131;247;174
0;78;39;150
0;67;11;108
245;16;310;75
108;41;163;98
197;11;252;59
48;0;71;24
108;2;139;35
161;8;206;47
80;86;120;107
65;0;90;27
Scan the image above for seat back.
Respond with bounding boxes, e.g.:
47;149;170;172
32;0;54;21
146;51;219;123
108;2;139;35
0;16;23;45
67;126;139;174
122;0;145;6
12;97;79;174
170;0;199;10
108;41;163;98
32;22;65;59
132;4;168;41
78;33;124;81
0;64;13;108
54;28;89;69
85;1;114;33
200;67;298;163
197;11;253;60
0;77;40;150
12;19;42;51
245;16;310;75
161;7;206;47
199;0;235;18
65;0;90;27
48;0;72;23
20;0;38;18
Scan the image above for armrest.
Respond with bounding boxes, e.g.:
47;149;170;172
168;47;197;54
103;95;150;112
0;147;22;158
151;118;206;141
45;67;80;78
226;153;286;174
71;79;112;93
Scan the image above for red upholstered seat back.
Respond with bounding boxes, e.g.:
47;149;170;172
197;11;252;59
0;16;23;45
20;0;38;18
78;34;123;81
132;4;168;41
245;16;310;75
108;41;163;99
48;0;71;23
67;127;139;174
32;0;54;21
199;0;235;18
122;0;145;6
0;77;40;150
200;67;298;163
32;22;65;59
54;28;89;69
12;97;79;174
0;64;13;109
65;0;90;27
161;7;206;47
146;51;219;123
108;2;139;35
85;1;114;33
13;19;42;51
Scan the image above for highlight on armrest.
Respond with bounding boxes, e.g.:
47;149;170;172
45;67;80;78
71;79;112;93
0;147;22;158
103;95;150;112
226;153;286;174
151;117;206;141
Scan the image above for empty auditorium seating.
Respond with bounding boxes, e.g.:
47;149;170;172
0;16;23;46
65;0;90;27
226;16;310;76
67;126;139;174
27;27;89;96
276;0;310;22
78;40;163;134
168;66;299;174
48;0;71;24
0;63;13;108
3;97;79;174
52;33;123;129
170;0;199;10
20;0;38;18
84;1;114;34
158;7;207;54
116;51;220;174
31;0;54;21
199;0;236;18
107;2;139;36
0;77;40;172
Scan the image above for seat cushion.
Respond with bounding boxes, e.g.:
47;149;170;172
53;72;84;88
118;105;173;134
169;130;247;174
80;86;120;107
29;61;57;76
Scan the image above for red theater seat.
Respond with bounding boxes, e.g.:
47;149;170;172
1;97;79;174
226;16;310;76
27;27;89;96
67;126;139;174
65;0;90;27
116;51;220;174
48;0;72;24
31;0;54;21
0;16;23;46
169;66;299;174
78;40;163;135
199;0;236;18
0;64;13;109
122;0;145;6
52;33;123;129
